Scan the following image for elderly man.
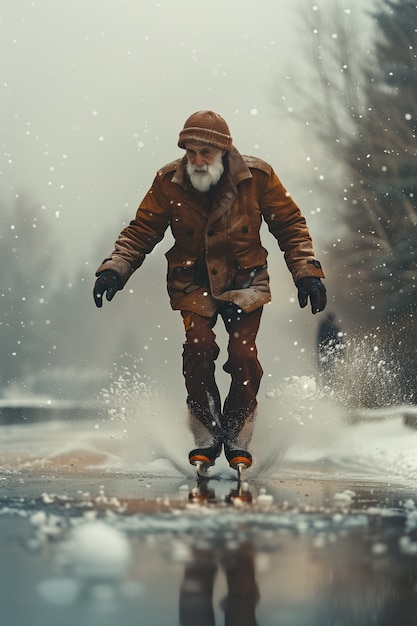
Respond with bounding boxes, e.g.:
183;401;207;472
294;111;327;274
94;110;326;477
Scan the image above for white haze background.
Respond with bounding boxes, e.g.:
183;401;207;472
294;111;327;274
4;7;417;622
1;1;375;401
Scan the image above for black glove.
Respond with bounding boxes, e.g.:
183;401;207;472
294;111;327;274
93;270;122;308
296;277;327;314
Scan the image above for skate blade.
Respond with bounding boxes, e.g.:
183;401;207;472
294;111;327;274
236;463;246;481
195;461;210;479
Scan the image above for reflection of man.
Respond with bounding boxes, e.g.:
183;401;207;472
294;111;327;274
317;312;344;388
179;541;259;626
93;110;326;475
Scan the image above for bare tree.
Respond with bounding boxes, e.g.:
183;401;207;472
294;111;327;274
281;0;417;318
279;0;417;405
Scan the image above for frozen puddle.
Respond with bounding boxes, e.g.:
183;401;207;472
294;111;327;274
2;477;417;625
3;391;417;623
0;478;415;552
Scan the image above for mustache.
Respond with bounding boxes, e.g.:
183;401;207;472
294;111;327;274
188;163;209;173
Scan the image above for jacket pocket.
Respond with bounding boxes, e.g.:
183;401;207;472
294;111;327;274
165;247;200;294
233;246;268;289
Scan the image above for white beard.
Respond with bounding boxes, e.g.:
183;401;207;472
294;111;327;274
186;153;224;192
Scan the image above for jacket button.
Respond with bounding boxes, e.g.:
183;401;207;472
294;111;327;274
242;226;249;233
187;229;194;237
211;268;217;275
207;229;214;236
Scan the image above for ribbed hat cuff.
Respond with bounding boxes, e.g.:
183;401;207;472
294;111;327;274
178;127;233;151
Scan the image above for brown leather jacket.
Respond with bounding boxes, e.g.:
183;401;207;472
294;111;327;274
96;147;325;315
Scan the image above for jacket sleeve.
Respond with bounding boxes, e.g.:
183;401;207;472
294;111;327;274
95;175;171;286
260;169;325;283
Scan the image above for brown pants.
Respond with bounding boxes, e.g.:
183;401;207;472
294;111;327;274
181;304;263;449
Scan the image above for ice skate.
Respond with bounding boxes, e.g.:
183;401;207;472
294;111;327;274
224;446;252;480
188;443;222;478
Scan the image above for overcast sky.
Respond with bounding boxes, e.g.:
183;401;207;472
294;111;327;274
1;0;374;269
0;0;378;389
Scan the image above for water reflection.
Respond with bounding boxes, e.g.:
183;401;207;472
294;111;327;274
5;450;417;626
188;479;253;505
180;481;258;626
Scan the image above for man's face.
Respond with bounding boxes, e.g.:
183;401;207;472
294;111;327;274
185;142;225;192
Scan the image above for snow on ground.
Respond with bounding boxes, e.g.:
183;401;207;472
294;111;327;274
1;374;417;485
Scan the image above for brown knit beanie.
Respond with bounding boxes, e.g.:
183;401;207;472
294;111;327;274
178;110;233;151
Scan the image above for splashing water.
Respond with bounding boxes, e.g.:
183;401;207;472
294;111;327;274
100;364;194;475
320;332;413;408
3;357;417;485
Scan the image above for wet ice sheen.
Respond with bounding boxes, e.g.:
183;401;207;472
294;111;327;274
3;383;417;622
1;477;416;624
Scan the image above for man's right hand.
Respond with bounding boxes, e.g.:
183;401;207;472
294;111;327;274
93;270;122;308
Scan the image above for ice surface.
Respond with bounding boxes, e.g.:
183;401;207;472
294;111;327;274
2;375;417;485
2;375;417;623
2;374;417;566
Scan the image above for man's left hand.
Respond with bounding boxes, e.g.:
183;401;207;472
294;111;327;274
296;277;327;314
